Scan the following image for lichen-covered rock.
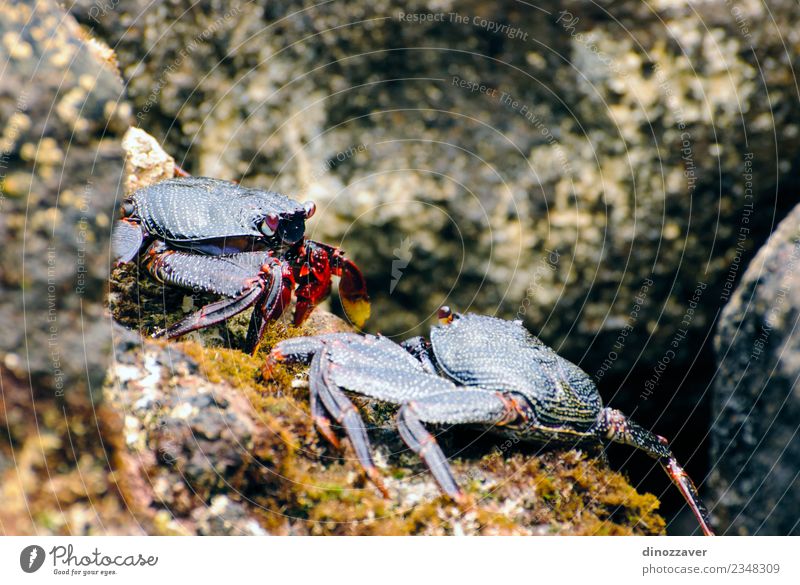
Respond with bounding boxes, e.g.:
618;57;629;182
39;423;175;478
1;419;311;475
0;2;681;537
0;0;130;400
710;202;800;536
121;127;178;194
72;0;800;381
0;0;140;535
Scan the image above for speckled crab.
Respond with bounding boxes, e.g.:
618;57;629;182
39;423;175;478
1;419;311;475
270;307;715;536
112;175;370;353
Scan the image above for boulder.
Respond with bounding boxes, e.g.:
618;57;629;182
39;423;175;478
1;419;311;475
0;0;140;534
711;202;800;535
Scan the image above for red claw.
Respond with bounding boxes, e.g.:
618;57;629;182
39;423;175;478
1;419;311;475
291;239;370;327
338;257;371;328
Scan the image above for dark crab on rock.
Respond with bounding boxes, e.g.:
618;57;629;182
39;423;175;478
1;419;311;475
112;175;370;353
270;307;715;536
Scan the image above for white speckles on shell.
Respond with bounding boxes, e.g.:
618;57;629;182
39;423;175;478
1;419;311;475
153;250;271;298
131;176;305;241
431;314;602;428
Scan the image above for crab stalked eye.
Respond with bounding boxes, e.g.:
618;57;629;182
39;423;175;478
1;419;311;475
121;201;135;218
438;306;453;325
261;212;280;236
303;201;316;219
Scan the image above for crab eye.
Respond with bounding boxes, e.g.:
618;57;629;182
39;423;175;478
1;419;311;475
261;213;280;236
121;201;135;218
438;306;453;324
303;201;316;219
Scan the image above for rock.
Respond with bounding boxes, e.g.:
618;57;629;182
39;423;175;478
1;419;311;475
711;202;800;535
72;0;800;381
121;127;177;194
0;1;679;538
0;0;130;400
0;0;141;535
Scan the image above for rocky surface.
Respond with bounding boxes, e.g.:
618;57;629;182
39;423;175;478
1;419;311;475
0;0;141;535
71;0;800;382
711;202;800;536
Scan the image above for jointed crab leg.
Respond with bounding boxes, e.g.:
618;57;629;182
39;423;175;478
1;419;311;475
242;263;294;353
598;408;715;536
145;244;293;352
397;391;518;504
309;351;389;497
397;403;464;502
156;285;266;341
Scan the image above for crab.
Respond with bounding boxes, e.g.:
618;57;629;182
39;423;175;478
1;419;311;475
112;176;370;352
270;307;715;536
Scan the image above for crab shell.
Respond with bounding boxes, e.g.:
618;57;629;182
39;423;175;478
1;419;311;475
429;313;603;437
122;176;309;253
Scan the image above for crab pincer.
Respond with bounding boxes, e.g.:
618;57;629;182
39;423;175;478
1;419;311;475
292;240;371;328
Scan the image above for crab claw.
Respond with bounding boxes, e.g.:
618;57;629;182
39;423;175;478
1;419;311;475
293;240;370;328
337;257;371;328
111;218;145;265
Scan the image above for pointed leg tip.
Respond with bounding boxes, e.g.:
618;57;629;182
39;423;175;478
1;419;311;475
451;490;470;508
364;468;390;499
262;352;282;379
313;417;342;450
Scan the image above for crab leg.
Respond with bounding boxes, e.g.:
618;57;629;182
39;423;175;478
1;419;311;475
598;408;715;536
309;351;389;497
268;335;354;449
309;383;341;449
155;286;265;340
396;391;514;504
144;245;292;350
397;403;464;501
242;262;294;354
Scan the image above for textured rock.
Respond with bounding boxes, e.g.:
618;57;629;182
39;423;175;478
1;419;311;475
72;0;800;380
0;2;679;537
711;202;800;536
0;0;131;401
0;0;140;535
